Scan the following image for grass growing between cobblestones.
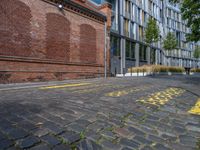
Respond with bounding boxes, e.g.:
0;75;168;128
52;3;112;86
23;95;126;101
79;131;86;140
0;77;200;150
59;137;80;150
138;114;148;124
95;136;104;145
105;126;115;132
70;143;78;150
58;134;80;150
121;113;133;127
94;112;134;146
59;136;68;145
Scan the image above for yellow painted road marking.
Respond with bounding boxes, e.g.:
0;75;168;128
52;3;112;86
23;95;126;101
188;98;200;115
73;84;127;94
72;84;111;93
105;89;138;97
105;86;149;97
73;87;105;94
60;83;108;92
137;88;185;107
39;83;91;90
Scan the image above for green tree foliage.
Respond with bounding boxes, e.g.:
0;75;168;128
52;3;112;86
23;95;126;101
169;0;180;2
170;0;200;42
163;32;177;51
193;46;200;58
145;18;160;45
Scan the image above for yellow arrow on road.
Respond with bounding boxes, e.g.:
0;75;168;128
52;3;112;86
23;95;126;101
105;86;149;97
188;98;200;115
137;88;185;107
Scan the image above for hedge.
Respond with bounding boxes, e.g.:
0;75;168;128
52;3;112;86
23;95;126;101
128;65;185;73
191;68;200;73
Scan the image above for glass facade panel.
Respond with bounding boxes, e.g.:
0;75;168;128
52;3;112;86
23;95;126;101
90;0;199;67
139;44;146;60
150;48;156;64
111;36;120;56
131;42;135;59
126;40;131;58
126;40;135;59
91;0;102;4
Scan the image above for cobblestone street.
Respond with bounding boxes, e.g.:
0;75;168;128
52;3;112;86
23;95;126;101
0;76;200;150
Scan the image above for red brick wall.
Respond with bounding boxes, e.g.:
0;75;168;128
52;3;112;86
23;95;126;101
46;13;70;61
0;0;32;57
0;0;108;83
80;24;97;63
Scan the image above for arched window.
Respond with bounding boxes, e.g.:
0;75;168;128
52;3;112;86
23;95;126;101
0;0;31;57
80;24;97;63
46;13;70;61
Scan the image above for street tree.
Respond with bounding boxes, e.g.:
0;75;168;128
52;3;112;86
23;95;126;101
163;32;177;55
169;0;200;42
145;18;160;45
193;46;200;59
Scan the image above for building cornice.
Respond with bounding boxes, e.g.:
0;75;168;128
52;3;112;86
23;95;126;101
41;0;107;23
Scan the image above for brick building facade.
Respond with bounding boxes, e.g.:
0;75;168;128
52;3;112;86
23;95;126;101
0;0;111;83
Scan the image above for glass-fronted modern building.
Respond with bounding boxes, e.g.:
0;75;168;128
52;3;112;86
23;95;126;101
90;0;200;75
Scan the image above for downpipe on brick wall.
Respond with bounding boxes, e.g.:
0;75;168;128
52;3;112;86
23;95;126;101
104;22;107;78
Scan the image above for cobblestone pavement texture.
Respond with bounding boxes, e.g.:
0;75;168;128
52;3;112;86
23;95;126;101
0;75;200;150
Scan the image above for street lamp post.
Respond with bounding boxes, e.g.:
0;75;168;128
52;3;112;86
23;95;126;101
104;22;107;78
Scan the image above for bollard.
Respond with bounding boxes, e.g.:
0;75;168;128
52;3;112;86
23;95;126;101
131;67;133;77
143;69;144;76
123;68;126;77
